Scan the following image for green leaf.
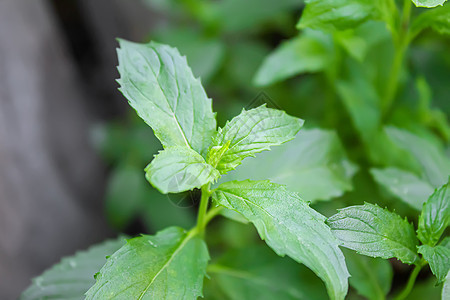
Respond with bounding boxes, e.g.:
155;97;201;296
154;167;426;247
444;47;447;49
208;245;328;300
219;129;357;202
210;105;303;174
417;181;450;245
412;0;447;8
344;250;393;300
253;30;333;86
117;40;216;155
105;165;147;229
327;203;420;264
443;272;450;299
212;180;349;300
418;244;450;284
86;227;209;299
371;167;435;211
145;147;220;194
20;237;126;300
152;27;225;82
412;3;450;35
386;127;450;187
298;0;379;32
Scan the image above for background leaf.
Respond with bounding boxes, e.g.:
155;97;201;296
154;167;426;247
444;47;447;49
211;105;303;174
327;203;419;264
412;0;447;8
219;129;357;202
21;237;126;300
117;39;216;155
298;0;379;32
370;167;435;210
213;180;349;300
86;227;209;299
417;181;450;245
253;30;333;86
146;147;219;194
207;245;328;300
344;249;393;300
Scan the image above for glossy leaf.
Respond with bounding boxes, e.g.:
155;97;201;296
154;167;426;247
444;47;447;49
219;129;357;202
371;167;435;210
298;0;379;32
146;147;220;194
417;181;450;246
344;250;393;300
21;237;126;300
253;30;333;86
117;40;216;155
213;180;349;300
208;245;328;300
418;244;450;284
327;203;419;264
412;0;447;8
386;127;450;187
210;105;303;174
86;227;209;299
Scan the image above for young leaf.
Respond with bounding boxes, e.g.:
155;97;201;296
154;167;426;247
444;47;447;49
117;40;216;155
417;181;450;246
253;30;333;86
210;105;303;174
417;244;450;284
371;167;435;210
412;0;447;8
208;245;328;300
86;227;209;299
20;237;126;300
298;0;379;32
386;127;450;187
327;203;420;264
212;180;349;300
219;129;357;202
145;147;220;194
344;250;393;300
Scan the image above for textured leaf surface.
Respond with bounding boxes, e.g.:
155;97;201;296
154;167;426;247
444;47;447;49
386;127;450;187
21;237;126;300
298;0;379;31
86;227;209;299
253;30;333;86
344;250;393;300
212;180;349;300
210;105;303;174
208;245;328;300
327;203;419;264
117;39;216;155
418;244;450;283
443;273;450;299
417;181;450;245
146;147;219;194
371;167;435;210
220;129;357;202
412;0;447;7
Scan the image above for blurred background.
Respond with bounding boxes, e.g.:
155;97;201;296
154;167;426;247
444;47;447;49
1;0;449;299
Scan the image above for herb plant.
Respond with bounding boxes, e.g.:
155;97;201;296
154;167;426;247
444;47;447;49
21;0;450;299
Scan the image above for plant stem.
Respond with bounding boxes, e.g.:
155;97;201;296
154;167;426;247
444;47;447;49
393;260;426;300
196;184;211;236
382;0;412;116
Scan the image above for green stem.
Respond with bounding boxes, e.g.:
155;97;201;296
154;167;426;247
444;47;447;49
382;0;412;116
196;184;211;236
393;260;426;300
